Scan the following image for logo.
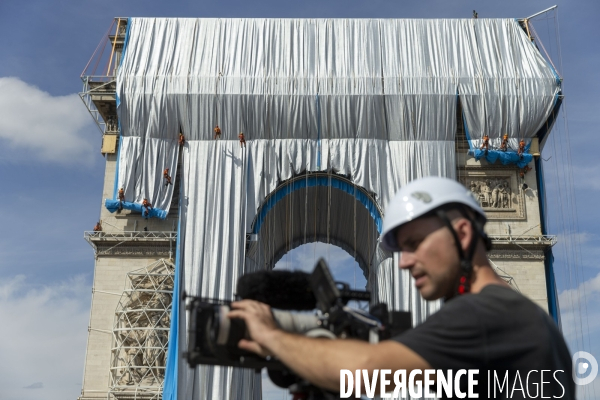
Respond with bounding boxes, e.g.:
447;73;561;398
410;192;432;203
572;351;598;385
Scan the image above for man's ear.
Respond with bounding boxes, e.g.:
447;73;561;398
453;218;474;252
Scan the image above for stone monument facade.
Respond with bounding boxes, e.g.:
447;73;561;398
456;126;554;312
77;19;557;400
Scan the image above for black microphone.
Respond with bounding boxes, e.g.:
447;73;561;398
236;270;317;310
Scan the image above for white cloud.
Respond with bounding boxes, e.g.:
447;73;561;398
0;77;96;164
0;274;90;400
559;272;600;316
557;272;600;399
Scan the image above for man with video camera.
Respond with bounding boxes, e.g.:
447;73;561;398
229;177;575;398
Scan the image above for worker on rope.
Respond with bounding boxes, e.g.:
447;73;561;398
518;139;526;158
178;133;185;147
500;133;509;152
520;165;532;179
479;134;490;154
229;177;574;398
93;221;102;232
118;187;125;211
163;168;172;186
142;198;152;217
214;125;222;140
239;131;246;148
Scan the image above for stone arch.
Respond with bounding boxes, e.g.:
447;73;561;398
245;173;391;279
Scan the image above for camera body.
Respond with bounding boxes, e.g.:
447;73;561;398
183;259;412;393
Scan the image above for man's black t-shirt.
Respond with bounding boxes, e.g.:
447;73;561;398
392;285;575;399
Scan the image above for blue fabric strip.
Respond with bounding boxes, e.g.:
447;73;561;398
535;157;560;325
117;18;131;84
252;176;382;234
544;249;560;325
536;94;563;145
471;148;533;169
104;199;168;219
162;203;182;400
536;157;548;235
542;53;562;87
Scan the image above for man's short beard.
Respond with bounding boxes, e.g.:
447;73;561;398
442;262;463;300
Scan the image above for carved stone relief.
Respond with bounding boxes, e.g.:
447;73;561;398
468;178;512;209
105;115;118;133
459;168;526;220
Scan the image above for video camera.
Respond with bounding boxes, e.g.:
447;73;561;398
183;259;411;398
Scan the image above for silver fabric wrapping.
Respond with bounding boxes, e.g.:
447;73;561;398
117;137;179;210
114;18;557;399
456;19;560;148
177;139;449;398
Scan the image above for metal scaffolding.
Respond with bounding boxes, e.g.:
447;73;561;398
79;18;127;135
109;259;175;400
84;231;178;256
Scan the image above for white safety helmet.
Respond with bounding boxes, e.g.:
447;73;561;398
380;177;486;252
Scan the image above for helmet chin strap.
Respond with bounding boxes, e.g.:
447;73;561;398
436;209;481;298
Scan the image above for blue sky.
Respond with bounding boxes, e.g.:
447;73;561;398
0;1;598;399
